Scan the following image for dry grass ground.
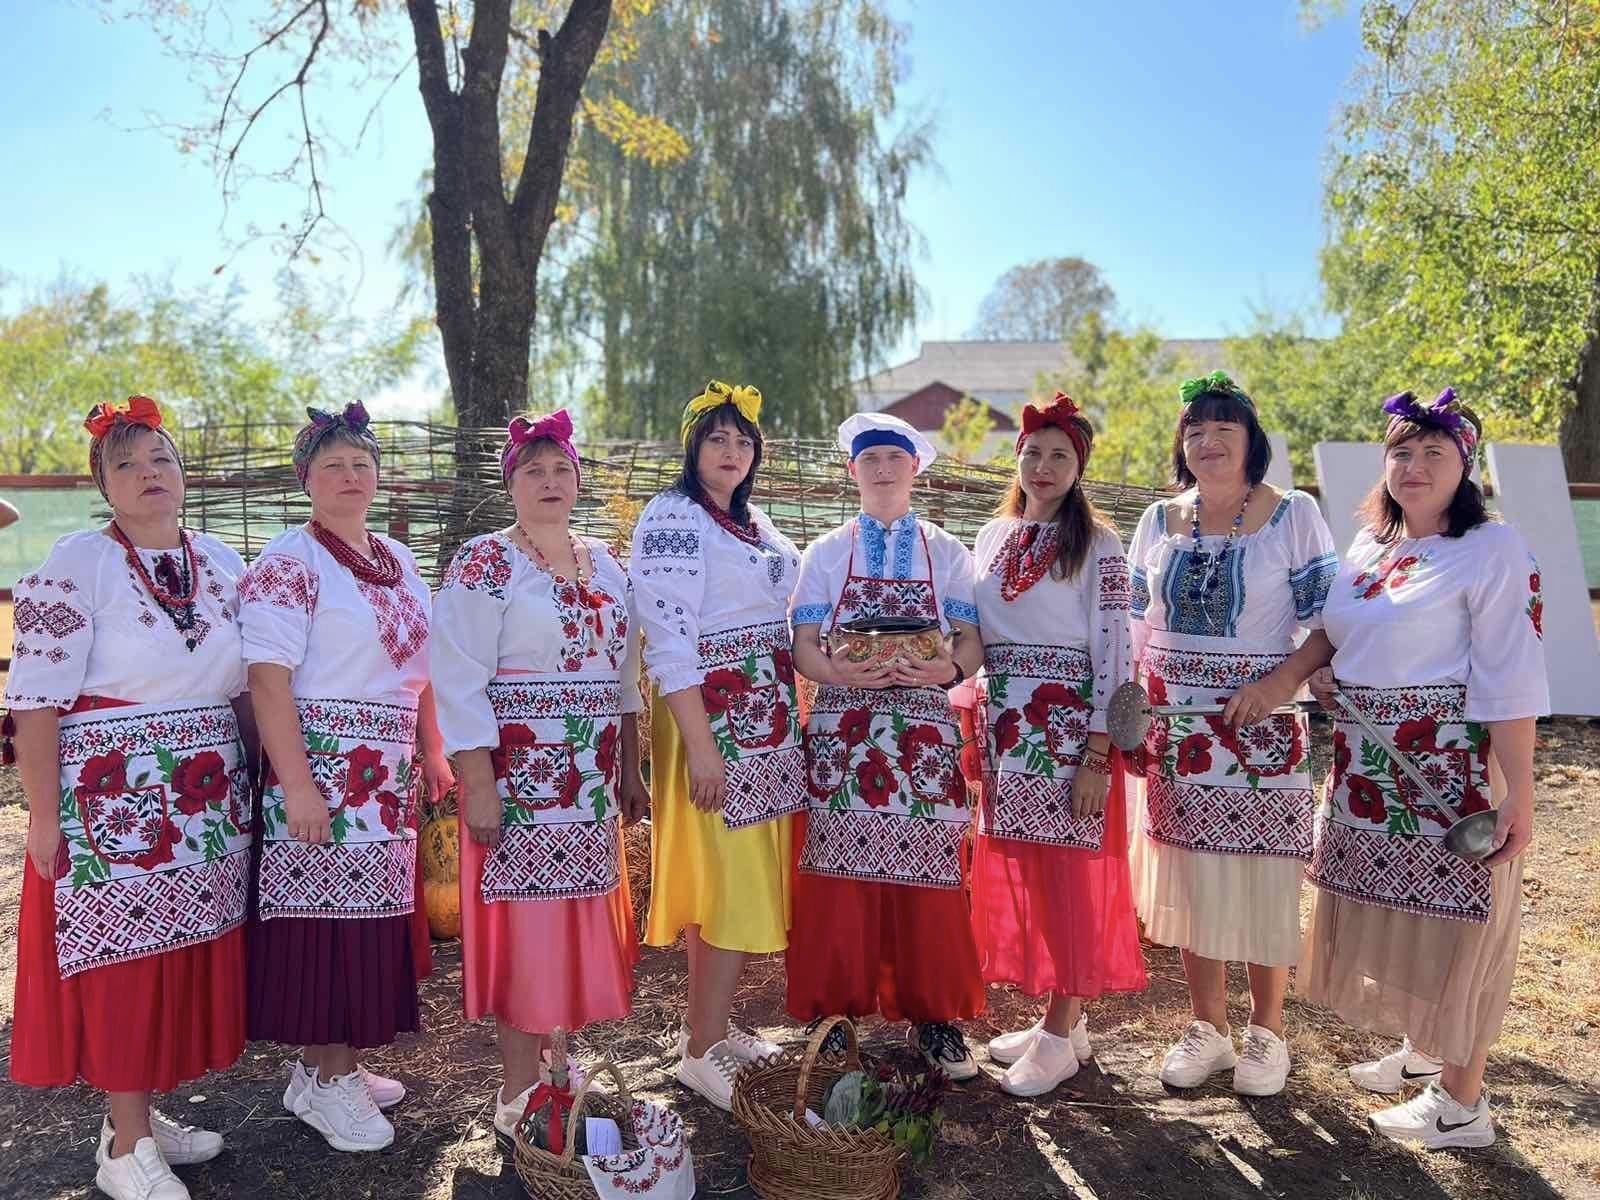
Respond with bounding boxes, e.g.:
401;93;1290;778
0;707;1596;1199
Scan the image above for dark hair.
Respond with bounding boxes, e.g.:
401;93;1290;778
676;406;764;525
1170;389;1271;488
1001;417;1108;581
1358;419;1492;544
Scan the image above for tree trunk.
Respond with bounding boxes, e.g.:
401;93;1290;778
1560;257;1600;482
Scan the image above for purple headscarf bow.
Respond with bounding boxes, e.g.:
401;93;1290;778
1382;387;1481;466
292;401;378;489
502;408;580;485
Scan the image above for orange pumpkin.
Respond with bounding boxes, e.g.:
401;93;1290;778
419;815;459;883
424;877;461;939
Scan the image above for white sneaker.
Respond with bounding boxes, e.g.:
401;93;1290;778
1368;1081;1495;1149
677;1020;782;1063
292;1069;395;1152
999;1028;1080;1097
1160;1020;1237;1088
493;1082;538;1140
94;1137;190;1200
989;1013;1091;1066
98;1113;223;1169
283;1060;405;1113
911;1022;980;1082
1232;1024;1291;1097
1349;1036;1443;1095
675;1039;743;1111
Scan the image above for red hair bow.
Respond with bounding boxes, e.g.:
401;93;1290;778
84;394;163;439
1016;392;1092;466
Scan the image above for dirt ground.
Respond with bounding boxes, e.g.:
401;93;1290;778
0;716;1597;1200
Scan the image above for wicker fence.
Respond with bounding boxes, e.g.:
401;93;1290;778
179;420;1169;580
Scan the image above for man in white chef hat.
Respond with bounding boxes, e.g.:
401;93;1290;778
784;411;987;1080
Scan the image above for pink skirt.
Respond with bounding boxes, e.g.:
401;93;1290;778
971;769;1148;999
460;817;638;1034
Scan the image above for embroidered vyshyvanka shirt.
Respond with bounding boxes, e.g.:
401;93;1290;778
1127;490;1338;860
5;530;253;976
1308;521;1549;923
238;527;431;920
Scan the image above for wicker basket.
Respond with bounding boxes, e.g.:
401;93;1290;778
731;1015;904;1200
512;1031;639;1200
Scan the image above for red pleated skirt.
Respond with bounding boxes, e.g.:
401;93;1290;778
11;854;247;1093
970;766;1148;999
785;814;985;1025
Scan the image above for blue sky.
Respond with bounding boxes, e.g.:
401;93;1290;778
1;2;1362;412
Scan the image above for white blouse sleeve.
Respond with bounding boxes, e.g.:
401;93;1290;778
629;495;708;696
237;551;320;671
2;537;100;710
1464;525;1551;722
1086;528;1134;736
1283;491;1340;631
1127;501;1161;664
430;539;511;755
938;532;980;627
611;547;645;717
790;538;837;628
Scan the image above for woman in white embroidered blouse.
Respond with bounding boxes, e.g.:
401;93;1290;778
1298;390;1547;1149
1126;371;1338;1099
5;397;253;1200
970;394;1147;1098
629;382;803;1111
432;410;649;1140
237;404;452;1155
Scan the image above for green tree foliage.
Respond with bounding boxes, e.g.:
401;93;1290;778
1305;0;1600;476
938;395;997;464
1044;313;1198;488
0;280;423;474
971;257;1116;342
539;0;929;437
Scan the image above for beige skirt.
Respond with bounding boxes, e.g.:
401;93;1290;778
1297;857;1522;1067
1129;780;1305;965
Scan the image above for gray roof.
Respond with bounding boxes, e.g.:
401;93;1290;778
857;338;1228;411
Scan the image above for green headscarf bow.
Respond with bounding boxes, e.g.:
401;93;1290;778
1179;370;1255;409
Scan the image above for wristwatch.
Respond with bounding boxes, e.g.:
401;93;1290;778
946;662;966;689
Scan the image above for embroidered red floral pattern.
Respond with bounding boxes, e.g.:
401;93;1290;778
238;554;319;614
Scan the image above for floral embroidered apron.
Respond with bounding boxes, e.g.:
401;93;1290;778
54;697;251;976
257;694;419;919
480;672;624;902
1139;631;1314;860
979;643;1104;850
697;619;807;829
800;525;970;889
1307;682;1493;923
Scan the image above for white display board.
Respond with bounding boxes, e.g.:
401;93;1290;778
1484;443;1600;717
1311;442;1383;558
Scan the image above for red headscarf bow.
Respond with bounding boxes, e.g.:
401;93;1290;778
502;408;581;485
1016;392;1092;468
85;394;163;439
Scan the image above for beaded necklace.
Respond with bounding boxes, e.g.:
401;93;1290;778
998;520;1058;601
515;525;591;586
695;495;765;548
111;522;204;650
1186;485;1253;608
309;520;403;587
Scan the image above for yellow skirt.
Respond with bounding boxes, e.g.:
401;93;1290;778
643;689;794;954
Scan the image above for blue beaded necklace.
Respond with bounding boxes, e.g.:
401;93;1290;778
1186;485;1253;610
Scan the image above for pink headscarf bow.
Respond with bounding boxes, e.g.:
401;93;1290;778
502;408;580;485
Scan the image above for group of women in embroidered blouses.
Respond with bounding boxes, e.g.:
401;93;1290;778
3;373;1549;1200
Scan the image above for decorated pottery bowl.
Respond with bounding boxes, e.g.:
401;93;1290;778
827;616;943;667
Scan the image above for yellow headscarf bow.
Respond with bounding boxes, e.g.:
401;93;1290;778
680;380;763;443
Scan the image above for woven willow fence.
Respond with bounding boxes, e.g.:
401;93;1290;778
179;421;1168;582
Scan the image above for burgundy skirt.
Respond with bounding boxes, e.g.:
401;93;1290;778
246;846;432;1050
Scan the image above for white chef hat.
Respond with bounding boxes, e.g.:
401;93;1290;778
836;412;937;475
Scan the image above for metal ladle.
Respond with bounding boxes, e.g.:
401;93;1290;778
1327;689;1498;862
1105;680;1311;753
